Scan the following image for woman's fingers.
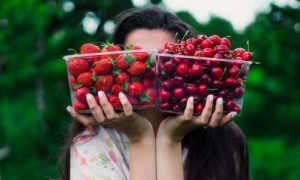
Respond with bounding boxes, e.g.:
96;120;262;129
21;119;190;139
197;94;214;125
208;97;224;127
86;94;105;123
181;96;194;121
98;91;118;120
219;111;238;126
119;92;133;116
66;106;95;126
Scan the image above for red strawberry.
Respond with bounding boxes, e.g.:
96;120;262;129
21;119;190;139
95;75;113;91
128;61;147;76
73;101;88;112
140;88;155;105
114;72;130;85
80;43;101;54
128;82;145;97
67;57;89;76
69;75;77;89
111;84;123;95
94;58;113;75
101;43;122;58
132;49;150;62
75;87;91;104
115;54;135;70
77;72;94;86
108;95;121;108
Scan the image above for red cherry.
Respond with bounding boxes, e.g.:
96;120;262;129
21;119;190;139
162;80;174;90
224;78;237;88
180;98;188;106
241;51;252;61
218;90;229;99
164;60;174;72
185;44;195;55
211;67;224;79
228;66;240;77
186;84;198;95
225;100;235;111
202;48;214;57
209;35;221;45
160;90;172;101
173;88;186;99
216;45;229;54
173;104;182;112
160;102;171;110
173;76;184;87
176;63;189;75
233;105;241;114
200;74;212;85
201;39;214;48
233;86;244;98
189;63;203;77
186;38;197;46
193;50;202;57
232;48;246;57
196;34;208;44
165;42;178;52
198;84;208;96
212;80;224;88
220;37;231;49
195;103;204;114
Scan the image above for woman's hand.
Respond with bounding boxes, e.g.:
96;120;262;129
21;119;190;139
157;94;238;143
67;91;154;143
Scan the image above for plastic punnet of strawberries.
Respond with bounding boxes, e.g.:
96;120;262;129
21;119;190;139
63;43;157;113
156;34;253;116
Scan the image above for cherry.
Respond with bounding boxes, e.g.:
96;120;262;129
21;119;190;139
216;45;229;54
241;51;252;61
173;104;181;112
200;74;212;85
186;38;197;46
176;63;189;75
195;103;204;114
209;35;221;45
173;76;184;87
225;100;235;111
186;84;198;95
228;65;240;77
220;37;231;49
201;39;214;48
160;89;172;101
196;34;208;44
163;60;174;72
180;98;188;106
165;42;178;52
218;89;229;99
202;48;214;57
224;78;237;88
189;63;203;77
212;80;224;88
198;84;208;96
162;80;173;90
183;44;195;55
232;48;245;57
194;50;202;57
173;88;186;99
211;67;224;79
233;105;241;114
233;86;244;98
160;102;171;110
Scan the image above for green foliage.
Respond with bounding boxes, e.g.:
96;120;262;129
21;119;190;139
0;0;300;179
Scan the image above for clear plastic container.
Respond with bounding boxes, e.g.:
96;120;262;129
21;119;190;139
156;53;252;116
63;49;157;114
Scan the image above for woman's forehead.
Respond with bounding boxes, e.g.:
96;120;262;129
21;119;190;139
124;29;174;49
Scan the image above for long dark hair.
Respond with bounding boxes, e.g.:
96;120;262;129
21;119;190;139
60;6;249;180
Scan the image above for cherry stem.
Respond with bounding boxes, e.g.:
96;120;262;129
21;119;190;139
234;65;245;79
246;41;250;52
180;30;190;42
219;67;228;80
208;88;218;91
173;32;179;43
68;48;78;54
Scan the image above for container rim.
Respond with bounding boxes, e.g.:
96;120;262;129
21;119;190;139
156;53;253;65
63;49;158;61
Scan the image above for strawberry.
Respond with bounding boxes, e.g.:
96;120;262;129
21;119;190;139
114;71;130;85
94;58;113;75
128;61;147;76
107;95;121;108
140;88;155;105
75;87;91;104
73;101;88;112
80;43;101;54
69;75;77;89
128;82;145;97
115;54;135;70
77;72;94;86
80;43;101;63
95;75;113;91
101;43;122;58
67;57;89;76
111;84;123;95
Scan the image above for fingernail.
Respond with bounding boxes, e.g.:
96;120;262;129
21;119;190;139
66;106;71;113
118;92;125;99
217;98;223;105
231;112;238;118
98;91;104;98
208;94;214;101
188;96;194;104
86;94;93;101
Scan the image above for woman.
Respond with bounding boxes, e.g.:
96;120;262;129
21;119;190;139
62;7;249;180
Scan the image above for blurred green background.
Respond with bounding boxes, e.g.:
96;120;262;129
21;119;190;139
0;0;300;179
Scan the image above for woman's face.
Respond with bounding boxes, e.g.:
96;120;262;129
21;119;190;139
124;29;174;49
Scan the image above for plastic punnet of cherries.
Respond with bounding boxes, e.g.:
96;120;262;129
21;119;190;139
64;34;253;116
157;34;253;116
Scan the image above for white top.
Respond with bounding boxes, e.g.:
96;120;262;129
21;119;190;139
70;126;188;180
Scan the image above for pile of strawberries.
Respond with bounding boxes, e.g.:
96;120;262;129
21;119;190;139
157;34;253;115
66;43;156;112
